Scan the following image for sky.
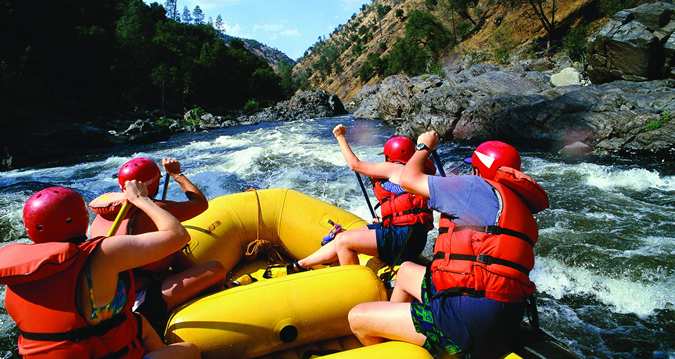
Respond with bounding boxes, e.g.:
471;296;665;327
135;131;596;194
154;0;371;60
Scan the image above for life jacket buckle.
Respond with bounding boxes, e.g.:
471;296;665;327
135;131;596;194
477;254;493;265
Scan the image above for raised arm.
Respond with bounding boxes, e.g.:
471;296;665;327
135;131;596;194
333;124;400;179
94;180;189;274
162;158;208;219
401;131;439;198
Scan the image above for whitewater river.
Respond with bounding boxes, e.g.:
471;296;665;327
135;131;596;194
0;117;673;358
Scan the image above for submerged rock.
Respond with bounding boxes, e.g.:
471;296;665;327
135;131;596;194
559;141;592;159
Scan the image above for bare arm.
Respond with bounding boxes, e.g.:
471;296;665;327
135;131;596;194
90;181;189;300
401;131;439;198
163;158;208;214
334;124;401;179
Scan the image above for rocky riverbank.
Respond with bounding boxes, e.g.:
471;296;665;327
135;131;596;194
345;2;675;164
347;66;674;163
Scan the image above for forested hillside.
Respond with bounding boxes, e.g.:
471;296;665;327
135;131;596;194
294;0;647;100
0;0;290;124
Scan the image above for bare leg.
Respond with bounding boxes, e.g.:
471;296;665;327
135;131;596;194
390;261;425;303
297;240;338;268
141;315;200;359
298;227;370;268
335;229;378;265
161;260;227;311
348;301;426;346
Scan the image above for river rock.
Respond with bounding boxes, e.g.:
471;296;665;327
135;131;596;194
242;90;347;123
587;1;675;83
550;67;582;87
559;141;592;159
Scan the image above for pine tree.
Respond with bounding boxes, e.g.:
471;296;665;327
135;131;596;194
193;5;204;24
215;14;224;32
163;0;177;20
207;16;213;27
182;6;192;23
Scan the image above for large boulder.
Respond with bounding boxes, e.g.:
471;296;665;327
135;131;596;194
242;90;347;123
587;2;675;83
349;64;675;163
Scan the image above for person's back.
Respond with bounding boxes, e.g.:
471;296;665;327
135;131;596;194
347;135;549;358
0;183;200;358
89;157;225;333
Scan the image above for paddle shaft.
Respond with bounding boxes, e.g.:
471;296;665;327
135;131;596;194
354;172;377;219
161;172;170;200
431;150;446;177
107;201;130;236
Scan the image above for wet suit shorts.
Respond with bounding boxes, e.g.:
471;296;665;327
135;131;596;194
367;223;428;266
410;271;525;357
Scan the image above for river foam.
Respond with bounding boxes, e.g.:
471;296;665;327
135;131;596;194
532;257;674;317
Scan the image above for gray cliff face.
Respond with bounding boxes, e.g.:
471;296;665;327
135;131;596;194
348;64;675;162
587;1;675;83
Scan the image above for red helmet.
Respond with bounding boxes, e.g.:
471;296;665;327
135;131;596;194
383;135;415;164
118;157;161;197
470;141;521;180
23;187;89;244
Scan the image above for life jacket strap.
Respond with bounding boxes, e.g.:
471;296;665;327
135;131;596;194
19;312;127;342
433;251;530;274
438;225;533;246
98;313;144;359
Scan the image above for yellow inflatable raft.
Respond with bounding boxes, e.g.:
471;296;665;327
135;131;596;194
166;188;576;359
166;188;407;358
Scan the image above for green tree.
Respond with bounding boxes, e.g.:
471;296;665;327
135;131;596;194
359;52;384;81
425;0;438;9
163;0;178;21
395;9;405;21
215;14;223;31
380;10;452;76
563;25;588;61
405;10;452;54
151;64;177;113
181;6;192;23
439;0;477;27
192;5;204;24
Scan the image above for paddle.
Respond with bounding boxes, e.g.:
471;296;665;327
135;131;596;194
354;172;377;220
430;150;446;177
161;173;170;200
106;200;130;236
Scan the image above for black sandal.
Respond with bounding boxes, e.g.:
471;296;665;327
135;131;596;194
286;261;308;274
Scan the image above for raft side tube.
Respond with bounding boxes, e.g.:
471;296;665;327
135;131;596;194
181;189;368;272
165;265;387;358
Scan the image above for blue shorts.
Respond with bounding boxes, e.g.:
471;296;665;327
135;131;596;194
410;271;525;357
367;223;428;266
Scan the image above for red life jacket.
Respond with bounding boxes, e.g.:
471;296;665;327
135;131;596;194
430;168;549;303
372;179;433;228
0;237;145;359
